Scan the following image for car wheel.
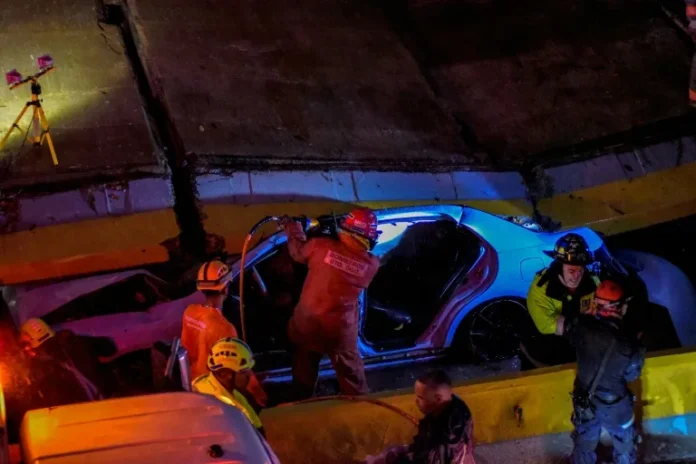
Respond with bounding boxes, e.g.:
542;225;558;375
455;299;529;363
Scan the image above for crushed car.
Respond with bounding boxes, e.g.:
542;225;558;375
3;205;695;388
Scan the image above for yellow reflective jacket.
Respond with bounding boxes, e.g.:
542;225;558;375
527;268;599;335
192;373;263;430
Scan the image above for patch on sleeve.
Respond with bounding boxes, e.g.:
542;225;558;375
324;250;368;278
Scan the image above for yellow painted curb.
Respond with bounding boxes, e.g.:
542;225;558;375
262;348;696;464
0;210;177;285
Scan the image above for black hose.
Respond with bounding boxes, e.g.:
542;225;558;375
239;216;280;341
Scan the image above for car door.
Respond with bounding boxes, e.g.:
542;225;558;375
357;206;478;359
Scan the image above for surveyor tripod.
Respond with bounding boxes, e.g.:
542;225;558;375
0;66;59;165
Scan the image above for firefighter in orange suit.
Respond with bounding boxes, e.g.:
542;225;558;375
181;260;267;407
280;208;381;398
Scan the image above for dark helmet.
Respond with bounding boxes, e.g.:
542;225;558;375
544;233;592;265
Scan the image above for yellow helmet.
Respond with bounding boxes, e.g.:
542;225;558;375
207;337;255;373
20;318;55;349
197;260;232;292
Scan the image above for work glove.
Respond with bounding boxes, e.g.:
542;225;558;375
277;215;295;230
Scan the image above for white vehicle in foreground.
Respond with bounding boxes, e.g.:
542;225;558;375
2;391;279;464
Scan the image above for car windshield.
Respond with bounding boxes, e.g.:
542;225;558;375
591;244;630;278
42;273;186;326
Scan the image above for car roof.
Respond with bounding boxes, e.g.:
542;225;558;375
20;392;272;464
228;204;604;269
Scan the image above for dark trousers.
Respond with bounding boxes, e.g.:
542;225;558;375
571;396;637;464
292;344;369;399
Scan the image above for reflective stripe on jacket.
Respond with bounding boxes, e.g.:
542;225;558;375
181;304;238;380
527;269;599;335
192;373;263;430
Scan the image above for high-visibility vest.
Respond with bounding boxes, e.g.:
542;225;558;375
192;373;263;430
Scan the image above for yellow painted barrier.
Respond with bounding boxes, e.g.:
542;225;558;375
261;348;696;464
537;161;696;235
204;162;696;256
2;158;696;285
0;210;177;285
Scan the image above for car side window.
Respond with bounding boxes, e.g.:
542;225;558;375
368;219;482;312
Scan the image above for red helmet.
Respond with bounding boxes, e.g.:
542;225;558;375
340;208;378;240
593;280;626;319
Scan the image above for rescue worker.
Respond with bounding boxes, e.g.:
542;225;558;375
365;369;475;464
563;280;645;464
192;337;266;436
523;233;599;367
280;208;381;398
181;260;267;407
19;318;117;406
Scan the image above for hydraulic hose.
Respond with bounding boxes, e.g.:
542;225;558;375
278;395;419;426
239;216;280;342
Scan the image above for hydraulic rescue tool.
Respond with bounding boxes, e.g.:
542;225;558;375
238;215;321;342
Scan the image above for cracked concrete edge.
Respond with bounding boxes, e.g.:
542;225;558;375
1;134;695;284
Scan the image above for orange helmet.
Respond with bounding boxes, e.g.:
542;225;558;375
197;260;232;292
20;318;55;349
340;208;378;240
593;280;626;319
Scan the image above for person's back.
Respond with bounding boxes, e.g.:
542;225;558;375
192;373;263;431
181;260;267;406
564;280;645;464
292;235;379;351
283;209;380;398
181;303;238;379
572;316;642;402
192;337;265;436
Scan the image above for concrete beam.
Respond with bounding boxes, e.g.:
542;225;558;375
127;0;471;170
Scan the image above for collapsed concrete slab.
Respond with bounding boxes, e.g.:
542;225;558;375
405;0;694;165
0;0;162;188
127;0;472;171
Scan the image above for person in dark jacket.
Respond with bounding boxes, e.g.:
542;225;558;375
563;280;645;464
20;318;117;407
365;369;475;464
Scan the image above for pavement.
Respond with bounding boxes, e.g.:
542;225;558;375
475;418;696;463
